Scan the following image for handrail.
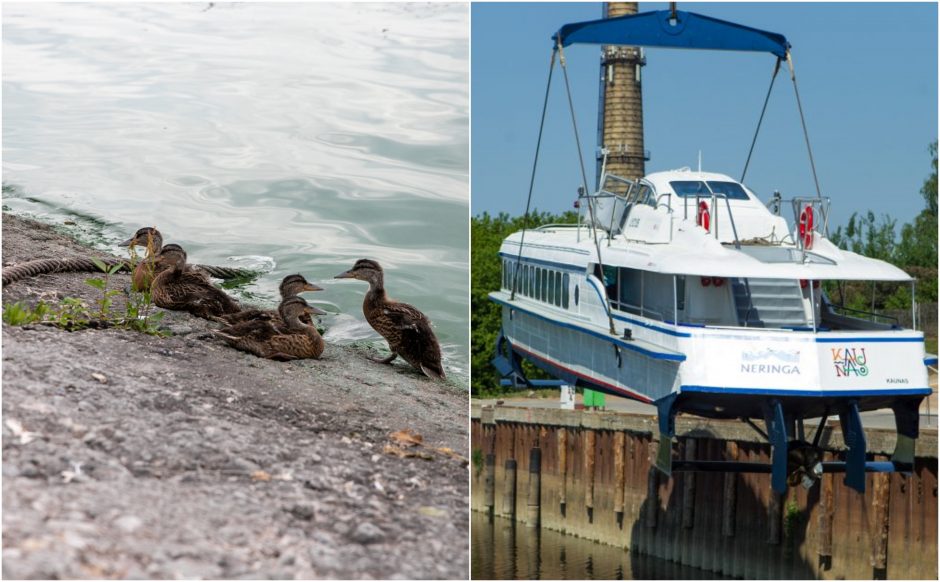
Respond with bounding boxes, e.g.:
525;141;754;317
829;303;900;324
684;191;742;249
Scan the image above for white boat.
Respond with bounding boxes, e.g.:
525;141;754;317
489;9;932;493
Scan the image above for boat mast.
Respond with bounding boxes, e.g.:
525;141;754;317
597;1;648;187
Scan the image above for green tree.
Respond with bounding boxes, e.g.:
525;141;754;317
471;210;577;396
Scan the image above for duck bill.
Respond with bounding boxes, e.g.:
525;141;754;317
306;305;329;316
303;283;324;292
118;237;136;247
334;270;355;279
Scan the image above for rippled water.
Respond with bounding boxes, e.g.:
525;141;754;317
471;513;725;580
2;3;469;381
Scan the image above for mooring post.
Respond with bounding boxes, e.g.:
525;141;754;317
484;452;496;519
870;472;891;572
646;440;659;529
558;427;568;515
526;446;542;527
768;490;782;545
585;429;597;520
503;459;518;519
817;472;834;570
614;431;626;522
722;472;737;537
682;438;697;529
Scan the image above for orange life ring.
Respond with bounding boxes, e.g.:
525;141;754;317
799;205;814;249
696;201;710;232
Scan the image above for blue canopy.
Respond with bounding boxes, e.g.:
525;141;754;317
553;9;790;59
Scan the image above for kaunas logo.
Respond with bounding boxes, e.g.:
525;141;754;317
831;348;869;377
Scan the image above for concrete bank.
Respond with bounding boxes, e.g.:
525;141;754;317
471;402;938;580
2;213;469;579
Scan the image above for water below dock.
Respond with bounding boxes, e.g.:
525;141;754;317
471;512;726;580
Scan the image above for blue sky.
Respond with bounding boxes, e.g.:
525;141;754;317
471;2;938;230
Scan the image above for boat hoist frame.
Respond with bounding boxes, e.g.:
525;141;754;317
493;7;923;494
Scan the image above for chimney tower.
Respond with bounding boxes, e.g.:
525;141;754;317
597;2;648;185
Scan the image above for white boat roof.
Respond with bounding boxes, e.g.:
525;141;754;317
502;227;912;282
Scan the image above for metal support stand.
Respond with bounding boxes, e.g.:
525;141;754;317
764;399;789;494
838;400;866;493
654;394;679;476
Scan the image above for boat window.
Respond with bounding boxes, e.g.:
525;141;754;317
547;270;555;305
669;180;749;200
676;275;686;311
706;181;750;200
670;181;710;197
574;284;579;306
563;273;570;308
615;268;643;315
555;272;562;307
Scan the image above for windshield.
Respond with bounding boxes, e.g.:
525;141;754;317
670;180;750;200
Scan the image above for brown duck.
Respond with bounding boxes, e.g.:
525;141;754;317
219;274;323;326
214;296;327;360
151;244;241;319
335;258;445;380
119;226;163;292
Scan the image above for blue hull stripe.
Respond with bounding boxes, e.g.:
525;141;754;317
492;297;685;362
681;385;932;397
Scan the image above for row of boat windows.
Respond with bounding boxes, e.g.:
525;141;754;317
502;260;570;309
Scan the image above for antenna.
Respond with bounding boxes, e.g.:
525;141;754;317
698;150;702;172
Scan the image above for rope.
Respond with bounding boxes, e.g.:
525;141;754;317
560;43;617;335
741;57;781;183
2;257;255;287
511;49;557;302
2;257;129;286
787;52;823;200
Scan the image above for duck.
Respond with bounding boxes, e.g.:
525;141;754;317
218;274;323;326
151;243;241;319
334;258;445;380
119;226;163;292
214;296;327;360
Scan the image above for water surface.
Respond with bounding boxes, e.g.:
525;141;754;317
471;512;725;580
2;3;469;381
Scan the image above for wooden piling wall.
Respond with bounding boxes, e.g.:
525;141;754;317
471;404;938;579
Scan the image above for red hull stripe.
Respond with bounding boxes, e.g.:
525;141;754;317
512;342;655;404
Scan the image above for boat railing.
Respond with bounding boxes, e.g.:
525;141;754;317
683;192;742;250
789;197;831;260
828;303;900;325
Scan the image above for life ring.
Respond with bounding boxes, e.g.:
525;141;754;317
799;205;814;249
696;201;710;232
712;277;725;287
701;276;711;287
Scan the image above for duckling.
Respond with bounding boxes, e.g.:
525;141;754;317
214;296;327;360
219;274;323;326
119;227;163;292
151;244;241;319
334;259;445;380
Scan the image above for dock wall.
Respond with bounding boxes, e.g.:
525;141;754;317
471;404;938;579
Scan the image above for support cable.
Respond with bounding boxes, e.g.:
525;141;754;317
787;52;823;201
740;57;781;183
559;43;617;335
510;49;557;301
